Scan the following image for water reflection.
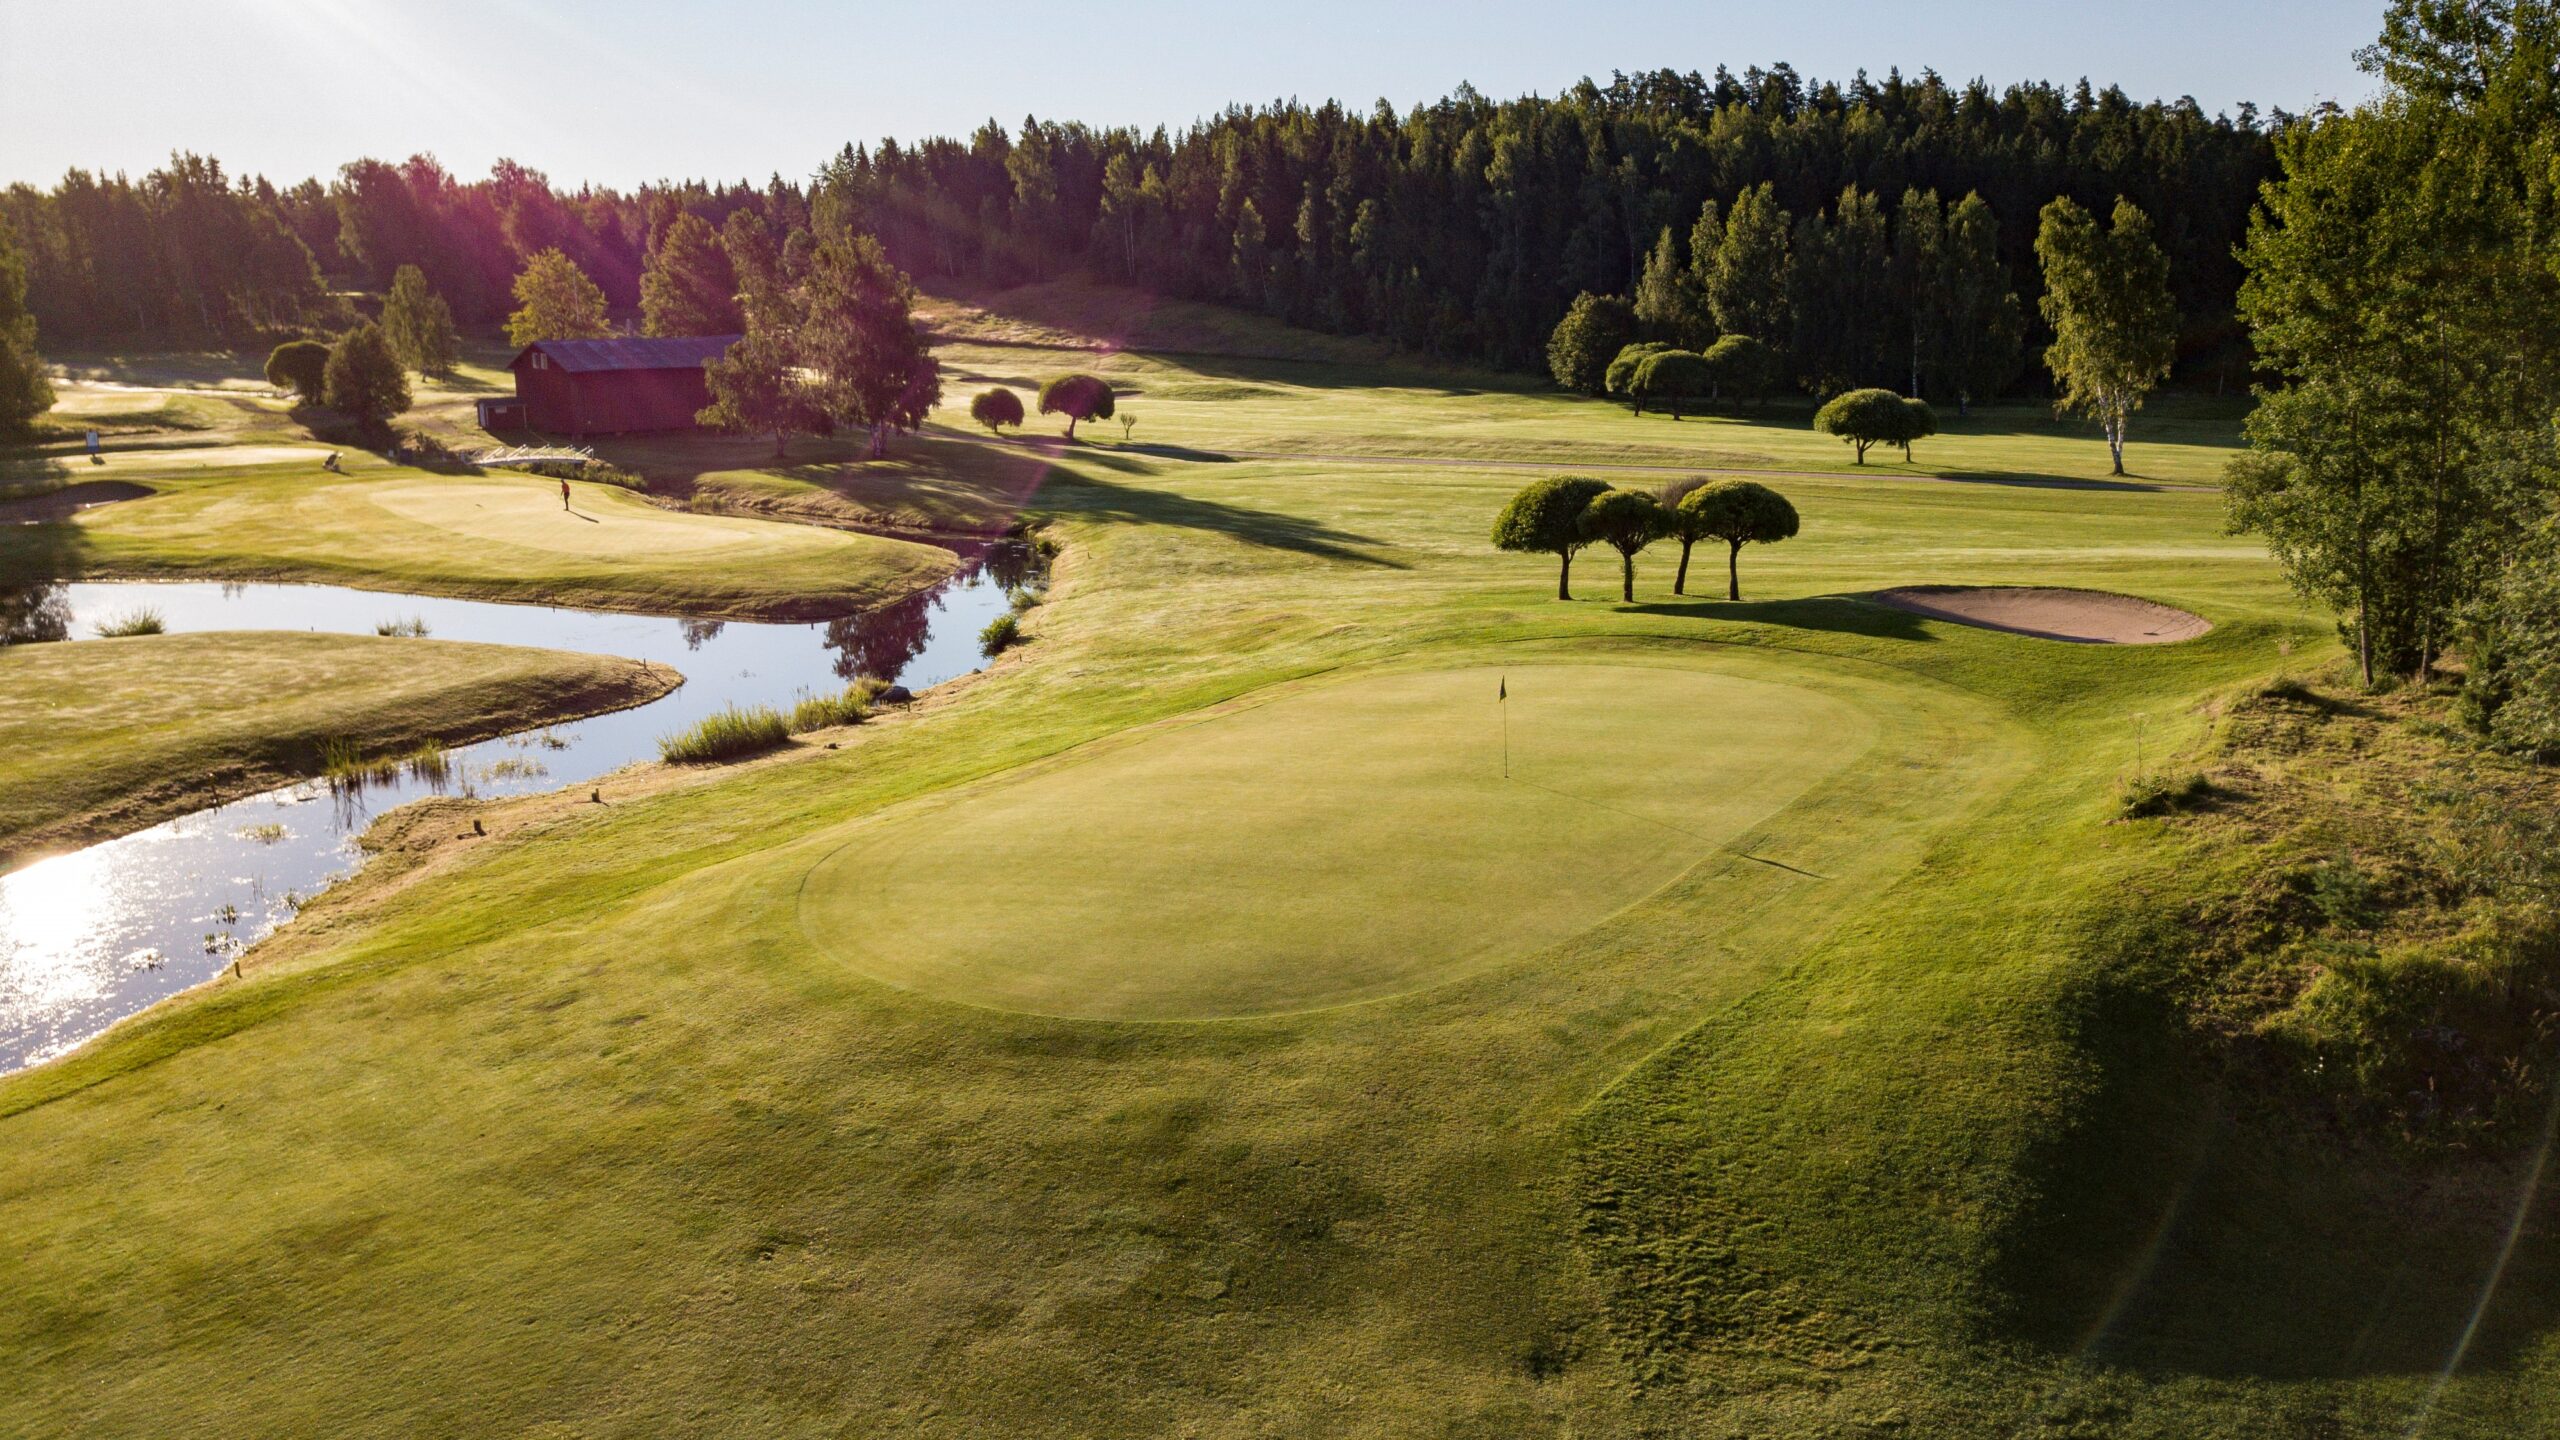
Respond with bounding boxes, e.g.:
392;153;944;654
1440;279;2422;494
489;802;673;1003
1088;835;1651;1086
0;581;69;645
3;557;1035;1073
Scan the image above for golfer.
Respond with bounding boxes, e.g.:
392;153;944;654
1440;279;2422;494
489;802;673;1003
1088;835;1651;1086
560;477;572;511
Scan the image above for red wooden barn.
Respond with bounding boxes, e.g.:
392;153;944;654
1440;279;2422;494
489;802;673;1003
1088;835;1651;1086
502;335;740;436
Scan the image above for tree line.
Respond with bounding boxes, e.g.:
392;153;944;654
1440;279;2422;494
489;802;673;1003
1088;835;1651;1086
0;65;2273;389
2225;0;2560;758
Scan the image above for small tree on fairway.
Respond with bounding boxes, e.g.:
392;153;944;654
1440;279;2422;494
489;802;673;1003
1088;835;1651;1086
1704;334;1777;409
1546;292;1637;396
323;322;411;434
1606;342;1671;413
971;386;1025;435
1578;488;1668;601
1678;479;1799;600
381;264;459;376
505;248;612;347
1814;387;1915;463
2036;196;2176;475
1492;475;1612;600
1038;373;1115;439
1630;349;1711;419
264;339;331;405
1657;476;1714;595
699;324;824;459
1895;397;1937;461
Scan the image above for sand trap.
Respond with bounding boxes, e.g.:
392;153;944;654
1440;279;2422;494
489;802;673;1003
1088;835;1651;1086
1871;585;2210;645
0;481;152;525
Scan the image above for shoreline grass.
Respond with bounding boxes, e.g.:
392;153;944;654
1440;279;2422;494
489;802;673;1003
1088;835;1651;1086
657;703;790;763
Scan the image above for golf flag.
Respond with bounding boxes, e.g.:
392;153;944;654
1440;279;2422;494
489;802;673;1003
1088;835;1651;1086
1499;676;1506;701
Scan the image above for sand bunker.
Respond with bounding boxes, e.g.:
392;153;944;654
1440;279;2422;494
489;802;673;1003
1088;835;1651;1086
0;481;152;525
1871;585;2210;645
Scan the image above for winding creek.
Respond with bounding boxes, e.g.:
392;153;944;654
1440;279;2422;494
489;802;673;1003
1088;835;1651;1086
0;545;1039;1073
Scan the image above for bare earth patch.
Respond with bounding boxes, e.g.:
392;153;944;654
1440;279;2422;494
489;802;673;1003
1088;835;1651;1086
0;481;152;525
1870;585;2210;644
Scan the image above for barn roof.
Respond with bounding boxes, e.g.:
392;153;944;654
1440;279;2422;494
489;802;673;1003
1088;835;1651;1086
508;335;740;374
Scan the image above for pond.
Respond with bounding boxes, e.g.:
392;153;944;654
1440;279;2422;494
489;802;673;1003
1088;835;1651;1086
0;543;1042;1073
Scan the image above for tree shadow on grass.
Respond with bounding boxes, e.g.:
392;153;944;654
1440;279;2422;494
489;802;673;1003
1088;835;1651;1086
1981;942;2560;1383
1619;593;1939;642
1050;470;1406;569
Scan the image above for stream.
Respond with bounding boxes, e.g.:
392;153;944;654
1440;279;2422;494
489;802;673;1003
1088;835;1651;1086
0;543;1040;1073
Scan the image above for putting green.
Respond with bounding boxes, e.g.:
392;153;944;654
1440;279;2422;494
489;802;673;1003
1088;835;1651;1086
364;479;757;556
798;661;1880;1018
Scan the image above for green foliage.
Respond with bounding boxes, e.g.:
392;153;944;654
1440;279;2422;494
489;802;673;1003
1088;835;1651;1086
699;324;824;459
2468;500;2560;756
657;704;790;763
1490;474;1612;599
322;322;411;430
969;385;1025;434
2116;768;2212;819
1603;342;1670;411
641;213;744;337
262;339;331;406
2036;196;2176;475
1705;182;1792;347
505;248;612;347
979;610;1022;656
1702;333;1777;407
1036;373;1115;438
1545;292;1635;395
1813;387;1923;462
0;211;54;437
1628;349;1710;419
380;264;458;376
1576;488;1669;601
1939;191;2025;412
1675;479;1800;600
1631;227;1709;350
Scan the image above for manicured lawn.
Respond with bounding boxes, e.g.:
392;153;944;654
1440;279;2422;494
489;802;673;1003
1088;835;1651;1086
0;630;677;866
0;457;957;620
3;308;2551;1437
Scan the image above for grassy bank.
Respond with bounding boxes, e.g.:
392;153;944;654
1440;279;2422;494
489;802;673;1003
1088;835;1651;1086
0;630;678;867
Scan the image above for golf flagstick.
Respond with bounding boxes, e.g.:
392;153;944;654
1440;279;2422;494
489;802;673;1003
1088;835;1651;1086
1500;675;1509;779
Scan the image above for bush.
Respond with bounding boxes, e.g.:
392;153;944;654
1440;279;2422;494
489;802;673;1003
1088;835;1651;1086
373;616;431;637
1036;374;1115;439
1704;334;1778;407
657;704;790;763
2117;769;2213;819
95;606;164;637
980;611;1022;656
1629;349;1710;419
1546;292;1636;395
264;339;331;405
970;386;1025;434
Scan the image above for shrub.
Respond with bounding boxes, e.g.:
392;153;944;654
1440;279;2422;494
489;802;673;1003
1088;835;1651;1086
1703;334;1778;407
264;339;331;405
95;606;164;637
1036;374;1115;439
980;611;1022;656
1546;292;1636;395
2117;769;2213;819
374;616;431;637
1629;349;1710;419
970;386;1025;435
658;704;790;763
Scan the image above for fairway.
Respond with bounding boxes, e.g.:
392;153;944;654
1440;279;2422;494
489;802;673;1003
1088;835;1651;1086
365;477;793;556
799;661;1878;1018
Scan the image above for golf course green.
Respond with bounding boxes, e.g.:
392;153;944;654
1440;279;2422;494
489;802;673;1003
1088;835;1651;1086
802;661;1878;1017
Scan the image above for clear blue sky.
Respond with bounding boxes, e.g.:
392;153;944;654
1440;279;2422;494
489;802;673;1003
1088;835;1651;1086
0;0;2386;190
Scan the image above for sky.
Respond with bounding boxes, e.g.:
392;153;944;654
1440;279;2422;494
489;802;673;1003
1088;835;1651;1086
0;0;2388;191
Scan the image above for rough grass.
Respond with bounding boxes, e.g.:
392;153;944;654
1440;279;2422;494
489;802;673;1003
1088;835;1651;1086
0;631;677;867
8;301;2554;1437
91;605;163;637
657;703;791;763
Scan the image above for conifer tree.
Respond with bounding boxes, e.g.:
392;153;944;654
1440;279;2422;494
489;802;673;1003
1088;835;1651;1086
380;263;459;375
641;212;744;336
0;213;55;437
